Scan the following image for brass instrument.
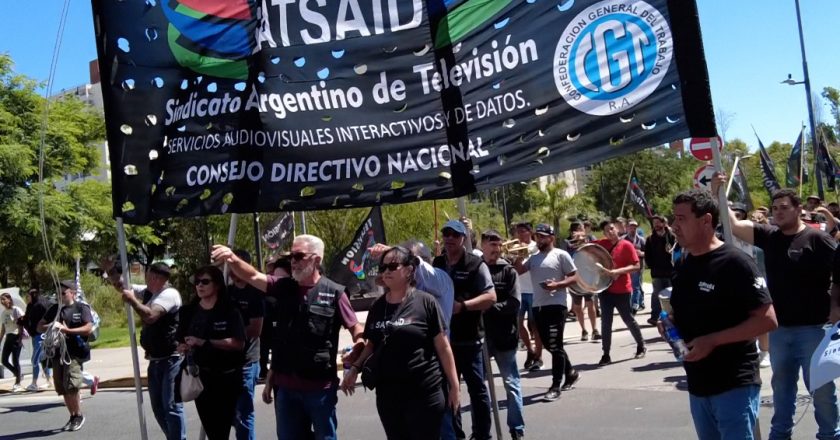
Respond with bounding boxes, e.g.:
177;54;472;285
501;239;531;261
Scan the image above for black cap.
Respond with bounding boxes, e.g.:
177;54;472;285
731;202;747;213
807;195;821;202
59;280;76;290
535;223;555;236
481;229;504;241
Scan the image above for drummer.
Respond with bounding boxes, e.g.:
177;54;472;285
514;223;579;401
594;219;648;366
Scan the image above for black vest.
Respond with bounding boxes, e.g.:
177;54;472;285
433;251;486;344
272;277;345;381
485;262;520;351
140;288;179;359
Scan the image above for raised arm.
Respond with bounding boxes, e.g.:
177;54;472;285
710;172;755;244
211;245;268;292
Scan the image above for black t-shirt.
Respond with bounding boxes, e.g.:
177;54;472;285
229;284;265;364
364;290;445;393
670;244;773;397
44;302;93;362
178;299;246;372
23;297;52;336
754;223;836;326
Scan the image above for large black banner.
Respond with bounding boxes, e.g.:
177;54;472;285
92;0;716;224
628;170;654;219
262;211;295;250
327;207;386;296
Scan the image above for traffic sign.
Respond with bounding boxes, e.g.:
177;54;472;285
689;136;723;161
693;164;716;189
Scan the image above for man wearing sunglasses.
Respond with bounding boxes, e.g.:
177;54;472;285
38;280;94;432
117;263;186;440
432;219;497;440
212;235;364;440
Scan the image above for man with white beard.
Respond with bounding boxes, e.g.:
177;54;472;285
212;235;364;440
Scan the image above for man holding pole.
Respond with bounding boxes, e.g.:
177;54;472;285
433;219;497;440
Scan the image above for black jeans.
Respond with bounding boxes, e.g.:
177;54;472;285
195;369;242;440
376;385;445;440
532;305;573;387
600;293;645;354
451;342;492;440
2;334;22;383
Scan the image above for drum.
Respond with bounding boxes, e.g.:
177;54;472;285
570;244;615;295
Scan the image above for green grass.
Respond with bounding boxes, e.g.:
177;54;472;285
90;326;138;349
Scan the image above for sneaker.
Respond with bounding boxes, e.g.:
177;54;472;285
529;358;543;372
42;380;52;389
90;376;100;396
61;416;75;431
592;330;602;341
759;351;771;368
543;387;561;401
11;384;23;393
511;431;525;440
26;383;39;392
639;303;646;310
646;318;658;327
635;345;647;359
581;330;589;341
561;370;580;391
69;414;85;431
598;354;612;366
523;352;535;371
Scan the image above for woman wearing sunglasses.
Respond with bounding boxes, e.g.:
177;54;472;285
177;266;246;439
340;247;459;440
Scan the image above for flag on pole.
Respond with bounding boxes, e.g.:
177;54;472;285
262;212;295;250
732;160;754;213
816;130;840;192
327;207;387;296
628;170;655;219
756;135;781;197
786;129;808;187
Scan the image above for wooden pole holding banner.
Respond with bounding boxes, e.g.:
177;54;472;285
253;213;263;270
618;162;636;219
710;138;733;244
456;197;504;440
116;217;149;440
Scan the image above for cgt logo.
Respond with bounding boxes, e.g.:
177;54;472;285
553;0;672;116
160;0;258;80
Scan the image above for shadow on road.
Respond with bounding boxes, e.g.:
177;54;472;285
663;374;688;390
3;402;64;414
632;361;682;372
4;429;62;439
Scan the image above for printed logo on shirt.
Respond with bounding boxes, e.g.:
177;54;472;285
316;291;335;306
212;320;228;331
697;281;715;293
373;317;412;330
753;277;767;291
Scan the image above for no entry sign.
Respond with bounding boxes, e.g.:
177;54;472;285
689;136;723;161
693;164;716;189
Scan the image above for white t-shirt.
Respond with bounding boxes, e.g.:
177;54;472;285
132;285;181;314
518;241;539;294
1;306;23;335
524;248;577;307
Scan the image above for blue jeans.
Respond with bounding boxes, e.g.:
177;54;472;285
689;385;760;440
488;345;525;435
148;356;186;440
769;325;840;440
273;384;338;440
31;334;51;381
630;272;644;309
235;362;260;440
452;342;492;440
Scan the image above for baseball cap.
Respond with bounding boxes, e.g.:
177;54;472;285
807;195;821;202
535;223;555;236
481;229;504;241
59;280;76;290
442;219;467;236
731;202;747;213
628;219;639;226
148;262;172;278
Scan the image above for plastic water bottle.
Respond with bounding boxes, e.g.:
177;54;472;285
660;311;689;361
342;346;354;378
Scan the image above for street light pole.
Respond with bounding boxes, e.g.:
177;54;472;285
794;0;823;199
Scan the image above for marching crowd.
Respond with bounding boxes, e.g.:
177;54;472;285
4;180;840;440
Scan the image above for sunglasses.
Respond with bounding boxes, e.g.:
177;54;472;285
290;252;313;261
442;230;463;238
194;278;213;286
379;262;403;272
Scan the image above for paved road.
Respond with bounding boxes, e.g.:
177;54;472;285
0;289;825;439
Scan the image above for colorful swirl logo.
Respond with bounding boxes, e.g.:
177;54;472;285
161;0;256;80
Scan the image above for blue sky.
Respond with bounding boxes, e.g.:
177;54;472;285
1;0;838;148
